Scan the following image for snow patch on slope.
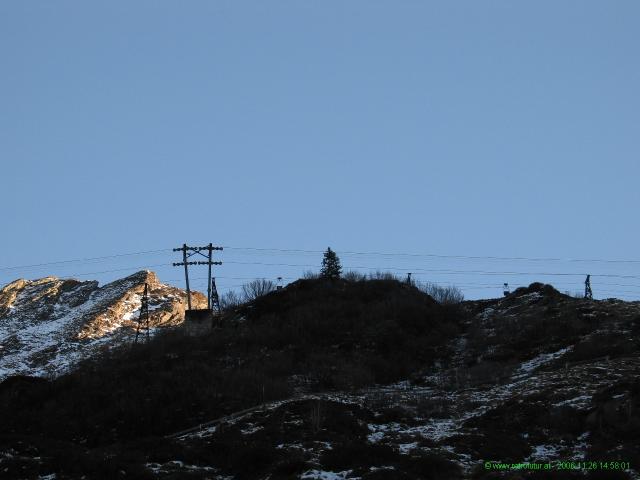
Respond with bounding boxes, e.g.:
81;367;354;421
0;271;199;380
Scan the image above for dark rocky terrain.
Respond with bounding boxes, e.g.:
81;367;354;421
0;277;638;479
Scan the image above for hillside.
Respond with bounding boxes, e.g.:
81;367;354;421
0;270;206;380
0;278;638;479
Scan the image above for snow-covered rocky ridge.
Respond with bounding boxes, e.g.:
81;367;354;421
0;270;204;380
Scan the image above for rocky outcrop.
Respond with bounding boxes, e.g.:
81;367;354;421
0;270;206;380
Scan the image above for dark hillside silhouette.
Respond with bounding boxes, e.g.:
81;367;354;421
0;278;638;479
0;277;462;444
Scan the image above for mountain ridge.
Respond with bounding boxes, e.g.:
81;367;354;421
0;270;204;380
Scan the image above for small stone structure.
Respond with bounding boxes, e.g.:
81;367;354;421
184;309;214;336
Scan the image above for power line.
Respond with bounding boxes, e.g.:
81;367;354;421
224;260;640;280
0;263;171;283
4;259;640;287
4;244;640;273
4;271;637;300
223;246;640;265
0;249;171;272
203;280;640;297
1;245;639;299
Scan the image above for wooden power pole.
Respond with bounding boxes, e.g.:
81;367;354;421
173;244;223;310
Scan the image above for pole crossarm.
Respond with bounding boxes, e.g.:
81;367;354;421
172;261;222;266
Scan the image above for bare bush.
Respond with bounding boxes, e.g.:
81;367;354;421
302;270;319;279
417;282;464;304
241;279;276;301
367;270;401;281
220;279;276;310
342;270;366;282
220;290;243;311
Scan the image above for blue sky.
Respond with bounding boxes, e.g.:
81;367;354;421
1;1;639;299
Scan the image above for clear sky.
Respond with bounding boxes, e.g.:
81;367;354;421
2;1;639;300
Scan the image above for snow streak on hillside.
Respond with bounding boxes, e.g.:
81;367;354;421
0;271;201;380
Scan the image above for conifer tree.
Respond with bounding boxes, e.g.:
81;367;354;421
320;247;342;279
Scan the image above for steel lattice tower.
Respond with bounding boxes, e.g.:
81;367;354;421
210;277;221;314
134;283;150;344
584;275;593;300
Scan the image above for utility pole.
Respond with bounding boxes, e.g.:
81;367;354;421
406;273;412;285
172;244;223;310
134;283;150;344
182;244;191;309
207;243;213;309
585;274;593;300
